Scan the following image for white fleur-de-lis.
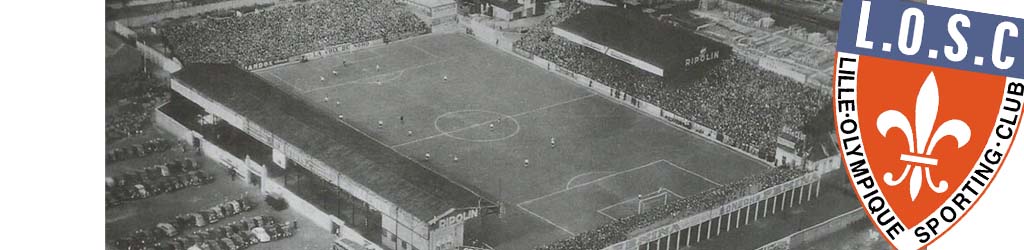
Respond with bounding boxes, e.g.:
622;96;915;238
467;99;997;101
876;72;971;201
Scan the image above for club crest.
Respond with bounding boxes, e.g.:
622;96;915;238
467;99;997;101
833;1;1024;249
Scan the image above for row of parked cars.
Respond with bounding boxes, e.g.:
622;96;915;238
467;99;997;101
107;138;176;163
116;215;297;250
106;158;213;207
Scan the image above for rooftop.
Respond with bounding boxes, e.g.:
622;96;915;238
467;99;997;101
555;6;729;74
173;63;487;221
479;0;522;11
410;0;456;8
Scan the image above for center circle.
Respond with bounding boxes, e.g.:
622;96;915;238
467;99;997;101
433;110;520;142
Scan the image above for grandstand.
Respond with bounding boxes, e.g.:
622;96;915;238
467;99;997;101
516;0;827;166
164;62;498;250
554;6;730;79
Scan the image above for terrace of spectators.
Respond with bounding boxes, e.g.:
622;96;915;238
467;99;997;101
160;0;429;66
515;1;827;163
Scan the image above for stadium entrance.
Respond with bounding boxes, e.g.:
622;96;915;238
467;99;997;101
280;161;384;245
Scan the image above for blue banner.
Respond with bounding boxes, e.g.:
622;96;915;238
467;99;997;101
837;0;1024;78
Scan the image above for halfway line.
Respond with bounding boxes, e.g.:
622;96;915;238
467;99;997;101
391;94;594;148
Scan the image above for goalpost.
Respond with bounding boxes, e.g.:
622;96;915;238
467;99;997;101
637;187;671;214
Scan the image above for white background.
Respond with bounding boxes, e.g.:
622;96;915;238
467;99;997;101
0;0;1019;249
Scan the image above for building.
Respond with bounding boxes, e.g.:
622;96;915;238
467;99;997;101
661;5;712;31
774;129;840;171
803;133;840;172
553;6;731;79
774;132;804;168
156;64;498;250
400;0;458;26
474;0;541;21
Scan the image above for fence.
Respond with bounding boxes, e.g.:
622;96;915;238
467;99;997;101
753;208;865;250
107;21;138;41
107;20;183;73
136;41;183;73
754;237;790;250
245;27;429;71
388;30;429;44
153;105;192;142
787;209;865;248
245;38;385;71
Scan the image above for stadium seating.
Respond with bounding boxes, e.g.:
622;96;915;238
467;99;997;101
518;3;826;250
161;0;429;65
514;1;826;162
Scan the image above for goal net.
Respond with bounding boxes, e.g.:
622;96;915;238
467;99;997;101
637;188;671;214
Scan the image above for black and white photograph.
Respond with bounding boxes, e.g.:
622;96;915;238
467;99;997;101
98;1;872;249
4;0;1021;249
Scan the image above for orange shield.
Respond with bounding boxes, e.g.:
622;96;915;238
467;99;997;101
833;52;1023;249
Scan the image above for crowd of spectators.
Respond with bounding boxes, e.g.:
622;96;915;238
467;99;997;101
516;3;827;250
536;167;807;250
161;0;428;65
514;1;826;161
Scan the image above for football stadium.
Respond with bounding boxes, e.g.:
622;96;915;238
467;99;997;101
106;0;863;250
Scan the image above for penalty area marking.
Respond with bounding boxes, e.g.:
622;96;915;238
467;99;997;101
520;159;719;218
565;171;615;190
596;209;617;220
518;160;664;207
516;160;669;234
595;187;686;219
661;160;723;186
517;203;576;236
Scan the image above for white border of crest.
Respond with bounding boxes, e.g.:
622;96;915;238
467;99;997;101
833;52;1024;250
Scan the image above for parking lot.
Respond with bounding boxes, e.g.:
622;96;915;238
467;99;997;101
105;126;336;250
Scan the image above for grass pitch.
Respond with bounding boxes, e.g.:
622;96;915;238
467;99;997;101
256;34;768;249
